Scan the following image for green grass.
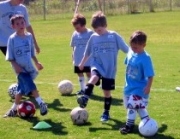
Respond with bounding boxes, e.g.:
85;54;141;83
0;11;180;139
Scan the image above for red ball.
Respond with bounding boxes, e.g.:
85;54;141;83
17;101;36;118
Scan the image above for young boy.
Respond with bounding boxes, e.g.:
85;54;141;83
70;13;93;95
77;11;129;122
0;0;40;56
4;14;47;117
120;31;154;134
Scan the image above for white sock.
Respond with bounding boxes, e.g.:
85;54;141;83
79;76;85;91
35;96;44;105
11;103;18;110
127;109;137;120
126;109;136;126
137;108;149;119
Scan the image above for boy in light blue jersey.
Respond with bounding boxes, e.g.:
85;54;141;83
77;11;129;122
120;31;155;134
0;0;40;55
70;13;93;95
4;15;47;117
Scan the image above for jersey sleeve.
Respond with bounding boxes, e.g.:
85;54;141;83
6;37;14;61
142;56;155;77
115;33;129;53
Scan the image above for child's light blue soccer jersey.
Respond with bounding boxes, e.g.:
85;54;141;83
70;28;93;66
6;32;38;79
124;49;155;99
84;31;129;79
0;1;30;46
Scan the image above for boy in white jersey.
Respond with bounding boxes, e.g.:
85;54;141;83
77;11;129;122
120;31;154;134
4;15;47;117
70;13;93;95
0;0;40;55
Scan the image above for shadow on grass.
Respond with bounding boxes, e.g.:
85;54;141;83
90;94;123;106
72;121;92;127
46;99;71;112
136;123;174;139
89;118;124;132
20;117;68;136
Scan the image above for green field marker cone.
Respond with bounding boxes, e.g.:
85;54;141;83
33;121;52;129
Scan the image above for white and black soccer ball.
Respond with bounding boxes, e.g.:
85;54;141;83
17;101;36;118
70;107;88;125
139;118;158;137
58;80;73;95
8;83;18;99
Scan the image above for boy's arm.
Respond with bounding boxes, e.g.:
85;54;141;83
79;55;90;70
144;77;153;94
32;56;43;71
9;60;23;74
26;26;40;54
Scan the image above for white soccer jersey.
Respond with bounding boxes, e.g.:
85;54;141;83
6;32;38;79
0;0;30;46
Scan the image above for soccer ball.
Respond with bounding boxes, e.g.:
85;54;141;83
8;83;18;99
70;107;88;125
139;118;158;137
58;80;73;95
17;101;36;118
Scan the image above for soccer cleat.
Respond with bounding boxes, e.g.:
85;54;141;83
120;125;134;134
77;95;88;108
76;90;85;95
39;103;48;116
100;112;110;122
3;109;17;118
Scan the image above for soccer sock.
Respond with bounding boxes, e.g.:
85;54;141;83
79;76;85;91
137;108;149;119
104;97;112;113
84;83;94;96
11;103;18;110
35;96;44;105
126;109;136;127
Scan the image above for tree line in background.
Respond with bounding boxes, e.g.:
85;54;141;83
19;0;180;19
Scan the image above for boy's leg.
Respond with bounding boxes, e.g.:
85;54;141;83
120;95;136;134
120;108;136;134
77;70;100;108
100;90;111;122
32;90;48;116
4;94;22;117
77;73;85;95
18;72;48;116
100;77;114;122
137;98;149;120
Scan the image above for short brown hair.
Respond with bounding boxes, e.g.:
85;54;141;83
130;31;147;45
10;14;25;25
91;11;107;29
71;13;86;26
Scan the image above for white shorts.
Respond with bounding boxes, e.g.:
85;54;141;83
123;94;148;109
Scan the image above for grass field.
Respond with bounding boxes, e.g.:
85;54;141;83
0;11;180;139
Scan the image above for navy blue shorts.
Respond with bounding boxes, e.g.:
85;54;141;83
91;70;115;90
74;66;91;73
17;72;37;96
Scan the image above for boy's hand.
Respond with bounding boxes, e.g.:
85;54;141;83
35;62;43;70
144;86;151;94
14;65;23;74
35;45;40;54
78;63;84;71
